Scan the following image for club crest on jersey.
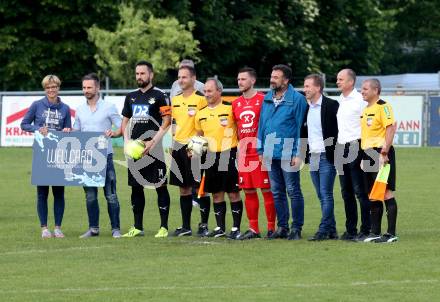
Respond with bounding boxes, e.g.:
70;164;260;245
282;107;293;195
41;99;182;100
132;104;149;117
220;117;228;127
148;98;156;105
239;110;256;128
367;117;373;127
187;108;196;116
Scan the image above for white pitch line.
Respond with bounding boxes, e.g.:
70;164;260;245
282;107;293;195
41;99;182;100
0;245;114;256
113;159;128;168
351;279;438;286
0;279;438;294
0;239;241;256
179;240;220;245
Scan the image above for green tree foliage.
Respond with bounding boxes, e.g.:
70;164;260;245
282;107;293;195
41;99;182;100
177;0;395;86
88;3;200;88
0;0;118;90
309;0;396;79
381;0;440;73
185;0;311;85
1;0;439;91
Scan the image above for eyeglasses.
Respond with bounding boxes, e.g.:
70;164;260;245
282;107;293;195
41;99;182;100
45;85;59;90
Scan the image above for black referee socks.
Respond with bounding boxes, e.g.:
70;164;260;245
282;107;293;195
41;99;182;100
198;196;211;224
370;198;398;236
384;198;398;235
213;202;226;231
230;200;243;229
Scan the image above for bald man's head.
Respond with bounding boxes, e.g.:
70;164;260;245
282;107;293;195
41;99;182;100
336;68;356;94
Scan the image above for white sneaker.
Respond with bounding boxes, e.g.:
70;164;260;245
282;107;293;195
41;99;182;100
374;233;398;243
53;228;65;238
363;233;381;242
41;228;52;238
112;229;122;238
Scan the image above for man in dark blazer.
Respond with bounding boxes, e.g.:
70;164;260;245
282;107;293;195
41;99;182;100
300;74;339;240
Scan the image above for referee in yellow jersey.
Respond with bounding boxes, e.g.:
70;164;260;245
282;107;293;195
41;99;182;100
170;65;211;237
360;79;398;243
194;78;243;239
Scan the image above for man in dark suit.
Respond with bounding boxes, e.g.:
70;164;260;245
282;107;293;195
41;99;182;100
300;74;339;241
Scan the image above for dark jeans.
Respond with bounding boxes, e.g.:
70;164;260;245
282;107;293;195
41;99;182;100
338;142;371;235
309;153;337;234
267;159;304;231
83;154;120;230
36;186;65;227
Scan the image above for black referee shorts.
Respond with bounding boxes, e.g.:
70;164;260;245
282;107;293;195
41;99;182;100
128;146;167;188
204;147;239;194
362;146;396;193
169;142;198;187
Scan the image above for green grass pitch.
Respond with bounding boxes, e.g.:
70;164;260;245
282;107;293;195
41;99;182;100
0;147;439;301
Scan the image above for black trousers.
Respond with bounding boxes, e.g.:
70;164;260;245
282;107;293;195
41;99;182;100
337;141;371;235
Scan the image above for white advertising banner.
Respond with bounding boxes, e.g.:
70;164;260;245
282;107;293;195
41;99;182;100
101;96;125;115
384;96;423;147
333;94;423;147
1;96;83;147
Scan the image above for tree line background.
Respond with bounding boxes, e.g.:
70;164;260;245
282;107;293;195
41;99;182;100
1;0;439;91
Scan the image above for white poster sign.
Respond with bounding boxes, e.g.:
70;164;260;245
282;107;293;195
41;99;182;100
385;96;423;147
332;94;423;147
1;96;82;146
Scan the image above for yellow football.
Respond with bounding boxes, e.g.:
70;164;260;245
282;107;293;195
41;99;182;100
125;139;145;160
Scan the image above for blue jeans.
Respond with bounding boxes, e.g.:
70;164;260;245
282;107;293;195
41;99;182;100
267;159;304;231
83;154;120;230
309;153;337;234
36;186;65;227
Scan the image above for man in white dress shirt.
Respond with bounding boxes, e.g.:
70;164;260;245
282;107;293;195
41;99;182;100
335;69;370;241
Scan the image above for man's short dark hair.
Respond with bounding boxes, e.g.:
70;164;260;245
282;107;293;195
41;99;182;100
238;66;257;79
179;65;196;77
82;73;100;86
304;74;324;93
136;60;154;72
272;64;292;81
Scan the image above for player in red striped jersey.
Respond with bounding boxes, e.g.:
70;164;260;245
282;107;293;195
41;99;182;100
232;67;276;239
